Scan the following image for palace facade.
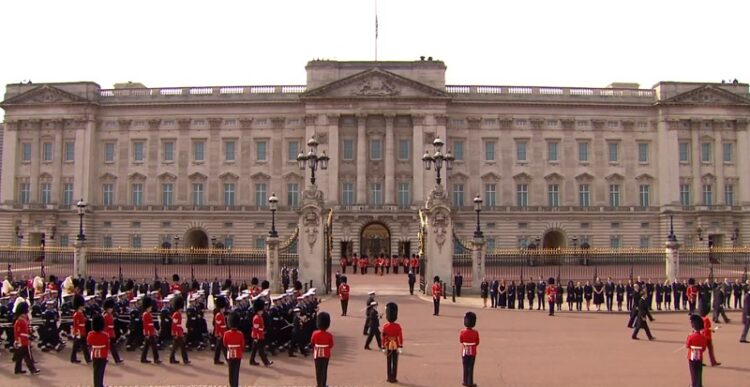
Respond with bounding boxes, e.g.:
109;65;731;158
1;59;749;257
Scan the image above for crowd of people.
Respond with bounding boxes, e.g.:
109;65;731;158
339;253;421;275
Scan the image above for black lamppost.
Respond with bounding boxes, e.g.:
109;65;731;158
473;194;483;238
731;227;740;247
268;192;279;238
697;226;714;283
76;198;87;241
297;136;329;185
422;137;454;186
667;215;677;243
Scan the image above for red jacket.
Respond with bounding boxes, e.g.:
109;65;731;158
311;330;334;359
142;311;156;337
73;310;87;338
170;283;182;294
338;284;350;301
686;331;707;361
104;312;116;339
223;329;245;359
546;286;557;303
87;331;110;359
382;322;403;350
214;311;226;338
432;283;443;299
460;328;480;357
14;316;30;347
252;314;265;340
172;311;184;337
701;317;713;341
687;286;698;302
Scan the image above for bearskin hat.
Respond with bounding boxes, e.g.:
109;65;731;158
103;298;115;310
548;277;556;285
688;278;696;285
341;275;348;284
261;280;270;290
173;295;185;311
142;295;154;311
386;302;398;323
229;311;241;329
317;311;331;330
294;281;303;291
253;299;265;312
172;274;180;283
14;300;29;316
92;314;105;332
48;275;57;283
433;276;440;283
214;296;228;310
250;277;259;286
464;311;477;328
690;314;704;331
126;279;135;291
72;294;85;310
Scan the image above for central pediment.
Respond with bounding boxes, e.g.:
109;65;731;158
661;85;750;106
1;85;91;107
301;68;449;100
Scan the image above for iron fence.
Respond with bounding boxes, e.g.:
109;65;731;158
0;246;75;280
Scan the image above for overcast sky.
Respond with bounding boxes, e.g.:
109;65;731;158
1;0;747;94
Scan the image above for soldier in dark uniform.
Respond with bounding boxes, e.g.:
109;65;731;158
615;280;625;311
517;279;525;309
364;291;376;335
605;277;615;312
632;290;655;340
507;281;516;310
364;301;382;350
740;281;750;343
536;277;546;310
526;277;535;310
288;308;308;357
454;272;463;297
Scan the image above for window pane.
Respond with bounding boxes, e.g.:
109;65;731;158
516;141;526;161
578;142;589;162
63;183;74;205
579;184;590;207
342;139;354;160
162;184;173;206
163;142;174;161
701;143;711;162
224;183;235;206
453;141;464;161
43;143;53;161
547;184;559;207
342;182;354;205
370;139;382;160
105;143;115;162
703;184;713;205
371;183;383;205
680;184;691;206
131;184;143;206
192;183;204;205
287;183;299;207
194;141;205;161
725;184;734;205
398;139;410;160
255;183;267;207
548;142;558;161
723;143;732;162
65;142;75;162
288;140;298;161
639;185;650;207
678;142;689;162
397;182;411;208
638;143;648;163
609;184;620;208
516;184;528;207
134;142;144;161
256;141;267;161
485;141;496;161
225;141;236;161
452;184;464;207
484;184;496;208
22;143;32;161
608;143;619;162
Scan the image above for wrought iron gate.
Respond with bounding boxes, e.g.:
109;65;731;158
324;209;334;294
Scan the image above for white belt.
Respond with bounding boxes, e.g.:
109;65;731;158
315;345;330;348
227;345;241;348
463;343;477;346
91;345;106;349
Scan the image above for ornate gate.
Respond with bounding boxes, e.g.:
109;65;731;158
418;210;427;293
324;209;334;294
279;228;299;270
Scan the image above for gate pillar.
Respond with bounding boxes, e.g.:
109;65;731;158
423;185;453;296
298;186;326;291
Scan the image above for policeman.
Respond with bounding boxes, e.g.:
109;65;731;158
364;301;382;350
460;311;479;387
382;302;403;384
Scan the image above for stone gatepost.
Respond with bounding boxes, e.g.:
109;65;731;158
73;240;87;279
471;236;486;293
665;215;680;282
266;236;280;292
423;185;453;295
298;186;326;290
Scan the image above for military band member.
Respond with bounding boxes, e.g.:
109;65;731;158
385;255;391;274
102;298;123;364
224;312;245;387
213;296;228;365
432;276;443;316
71;294;91;364
392;254;400;274
365;301;382;350
382;302;403;384
170;274;182;294
141;296;161;363
410;254;419;274
310;312;334;387
686;314;707;387
170;295;190;364
289;307;308;357
13;300;40;375
87;315;110;387
338;275;350;316
340;255;348;274
250;299;273;366
460;311;479;387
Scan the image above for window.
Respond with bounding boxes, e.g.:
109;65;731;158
370;138;382;160
609;184;620;208
680;184;691;206
485;141;496;161
131;235;142;249
398;139;410;160
610;236;621;249
42;142;53;161
225;140;236;162
342;139;354;160
637;143;649;163
163;141;174;162
224;183;236;206
287;183;299;208
452;184;465;207
62;183;74;206
639;184;650;207
162;183;174;206
547;141;558;162
102;236;113;248
256;141;267;161
701;142;712;163
608;142;619;163
59;235;69;247
131;183;143;206
255;183;267;207
223;236;234;249
578;184;590;207
64;142;75;162
453;141;464;161
723;143;733;163
639;236;650;248
22;143;32;162
725;184;735;206
515;141;527;162
484;184;496;208
371;182;383;205
40;183;52;204
255;238;266;249
133;141;145;162
19;183;31;204
516;184;528;207
486;238;496;251
702;184;713;206
105;143;115;162
192;183;204;206
193;141;205;162
102;184;114;205
397;182;411;208
287;140;299;161
342;182;355;205
679;142;690;163
547;184;560;207
578;141;589;162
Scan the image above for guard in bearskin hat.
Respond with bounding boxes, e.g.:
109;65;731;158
310;311;334;387
546;277;558;316
382;302;403;383
13;300;40;374
87;314;110;387
687;314;707;387
140;296;161;363
71;293;91;363
249;298;273;366
460;311;479;387
213;295;228;365
170;274;182;294
102;298;123;363
170;295;190;364
224;312;245;387
432;276;443;316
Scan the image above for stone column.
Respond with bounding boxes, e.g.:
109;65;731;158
0;121;18;204
665;239;680;282
74;239;87;279
266;235;280;292
411;115;425;205
326;114;340;207
356;115;367;204
298;187;326;290
471;236;486;293
384;115;395;205
736;120;750;205
423;184;453;296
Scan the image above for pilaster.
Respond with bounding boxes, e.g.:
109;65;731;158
356;114;367;204
384;114;395;204
266;236;280;292
0;121;18;204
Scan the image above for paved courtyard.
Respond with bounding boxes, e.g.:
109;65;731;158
3;272;747;387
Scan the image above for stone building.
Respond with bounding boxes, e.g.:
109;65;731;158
1;59;749;255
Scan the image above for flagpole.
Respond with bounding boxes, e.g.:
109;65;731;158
375;0;378;61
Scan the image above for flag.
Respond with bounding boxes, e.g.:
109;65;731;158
376;14;379;39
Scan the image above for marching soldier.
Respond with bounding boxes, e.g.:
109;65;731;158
432;276;443;316
141;296;161;363
392;254;400;274
382;302;403;384
13;300;40;375
87;315;110;387
384;255;391;274
365;301;382;350
102;298;124;364
460;311;479;387
170;295;190;364
250;299;273;366
686;314;707;387
71;294;91;364
364;291;376;335
700;305;721;366
338;275;350;316
310;312;334;387
213;296;228;365
631;290;655;341
340;255;348;274
224;312;245;387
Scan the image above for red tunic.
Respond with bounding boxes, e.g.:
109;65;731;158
251;314;265;340
687;286;698;302
103;312;116;339
432;283;443;299
87;331;111;359
384;258;391;267
223;330;245;359
686;332;707;361
546;286;557;303
392;258;399;268
250;286;261;297
410;258;418;268
172;311;184;337
72;310;87;338
338;284;350;301
340;257;348;267
701;317;713;341
47;282;58;292
214;312;226;338
459;328;480;357
310;330;334;359
14;316;30;347
142;311;156;337
382;322;403;350
170;283;181;294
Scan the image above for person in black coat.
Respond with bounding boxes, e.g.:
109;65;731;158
583;281;594;311
480;279;489;308
663;280;672;311
712;287;730;324
631;290;655;341
489;279;499;308
364;302;382;350
574;282;584;311
740;282;750;343
407;271;416;295
526;278;536;310
625;280;635;311
733;279;744;309
566;281;575;311
673;280;682;310
498;281;507;309
536;277;546;310
655;282;663;311
604;277;615;312
507;281;516;310
454;273;463;298
615;280;625;311
517;280;525;310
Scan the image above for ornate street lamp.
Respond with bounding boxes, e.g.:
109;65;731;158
697;226;714;283
173;235;180;249
76;199;87;241
422;137;454;185
268;192;279;238
297;136;329;185
473;194;483;238
667;215;677;243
